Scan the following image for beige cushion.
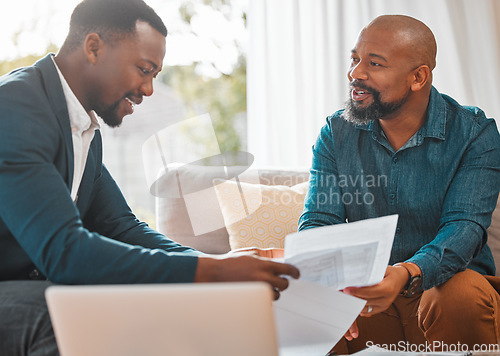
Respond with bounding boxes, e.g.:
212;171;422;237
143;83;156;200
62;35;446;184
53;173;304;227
487;195;500;276
214;181;309;250
155;166;309;254
154;162;500;270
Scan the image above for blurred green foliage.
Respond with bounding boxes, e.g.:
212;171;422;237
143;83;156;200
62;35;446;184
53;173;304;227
164;0;247;153
0;44;59;76
160;55;246;153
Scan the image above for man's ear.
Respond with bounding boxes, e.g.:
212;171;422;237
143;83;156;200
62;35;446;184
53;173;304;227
410;65;431;92
83;33;103;64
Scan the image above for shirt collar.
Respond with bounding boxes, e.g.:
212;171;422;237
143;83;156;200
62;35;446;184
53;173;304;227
419;86;446;140
355;86;446;141
51;55;100;133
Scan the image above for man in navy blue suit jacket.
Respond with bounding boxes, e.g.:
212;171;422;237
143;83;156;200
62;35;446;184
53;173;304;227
0;1;299;354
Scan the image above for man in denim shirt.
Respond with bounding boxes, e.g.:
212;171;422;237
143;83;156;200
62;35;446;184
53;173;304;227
299;15;500;352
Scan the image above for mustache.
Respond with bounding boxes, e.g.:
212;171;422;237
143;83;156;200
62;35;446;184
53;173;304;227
349;81;376;93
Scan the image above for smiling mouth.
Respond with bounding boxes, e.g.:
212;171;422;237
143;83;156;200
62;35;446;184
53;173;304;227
125;97;137;107
124;96;143;114
351;88;372;102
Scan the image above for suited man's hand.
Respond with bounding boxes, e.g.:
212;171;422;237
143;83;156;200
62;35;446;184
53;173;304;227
194;255;300;299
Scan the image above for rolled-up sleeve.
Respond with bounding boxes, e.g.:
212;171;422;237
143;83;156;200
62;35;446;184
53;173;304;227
409;119;500;289
299;116;346;231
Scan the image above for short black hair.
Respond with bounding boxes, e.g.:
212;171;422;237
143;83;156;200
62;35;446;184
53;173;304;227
61;0;167;52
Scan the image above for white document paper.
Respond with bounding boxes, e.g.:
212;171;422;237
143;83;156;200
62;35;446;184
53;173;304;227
275;215;399;354
284;215;399;290
275;279;366;356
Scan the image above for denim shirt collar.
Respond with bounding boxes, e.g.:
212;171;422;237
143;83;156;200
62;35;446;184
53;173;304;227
421;86;446;140
356;86;446;150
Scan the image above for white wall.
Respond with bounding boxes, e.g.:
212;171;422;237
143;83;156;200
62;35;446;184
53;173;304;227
247;0;500;167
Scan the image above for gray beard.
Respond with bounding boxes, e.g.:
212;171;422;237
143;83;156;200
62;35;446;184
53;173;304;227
343;90;409;125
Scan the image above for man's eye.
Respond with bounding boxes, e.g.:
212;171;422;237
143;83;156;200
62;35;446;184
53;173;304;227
370;61;382;67
351;57;360;63
138;66;152;75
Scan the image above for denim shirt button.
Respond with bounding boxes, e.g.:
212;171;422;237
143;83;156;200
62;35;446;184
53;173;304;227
393;157;398;163
396;227;401;233
390;193;396;200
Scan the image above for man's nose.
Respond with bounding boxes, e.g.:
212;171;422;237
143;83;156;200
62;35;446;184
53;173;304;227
140;78;154;97
348;62;368;81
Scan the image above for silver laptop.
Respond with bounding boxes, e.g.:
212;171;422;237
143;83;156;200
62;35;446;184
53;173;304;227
45;282;279;356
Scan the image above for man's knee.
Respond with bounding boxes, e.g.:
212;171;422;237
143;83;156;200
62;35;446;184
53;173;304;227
0;281;59;356
420;270;495;318
418;269;499;344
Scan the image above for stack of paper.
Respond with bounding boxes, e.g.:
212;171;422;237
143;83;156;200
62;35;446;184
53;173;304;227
275;215;399;356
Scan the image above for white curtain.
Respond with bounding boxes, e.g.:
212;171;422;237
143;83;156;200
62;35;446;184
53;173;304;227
247;0;500;167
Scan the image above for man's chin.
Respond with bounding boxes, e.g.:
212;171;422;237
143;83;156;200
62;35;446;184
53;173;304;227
343;99;375;125
96;100;128;128
100;113;124;128
352;100;371;109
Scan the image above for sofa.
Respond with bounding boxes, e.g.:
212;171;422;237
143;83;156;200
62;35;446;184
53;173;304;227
155;165;500;276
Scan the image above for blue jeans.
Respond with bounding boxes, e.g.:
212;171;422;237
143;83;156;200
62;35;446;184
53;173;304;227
0;281;59;356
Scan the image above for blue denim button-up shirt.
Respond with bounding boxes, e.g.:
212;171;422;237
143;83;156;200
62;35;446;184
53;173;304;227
299;87;500;290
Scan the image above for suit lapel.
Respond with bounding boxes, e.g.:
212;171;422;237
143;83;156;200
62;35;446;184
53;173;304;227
33;54;74;191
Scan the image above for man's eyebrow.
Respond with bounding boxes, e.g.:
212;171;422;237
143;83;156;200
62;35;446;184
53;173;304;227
350;49;388;63
369;53;388;62
143;59;160;71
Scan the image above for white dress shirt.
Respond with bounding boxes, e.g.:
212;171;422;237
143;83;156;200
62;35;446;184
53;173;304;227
52;56;100;202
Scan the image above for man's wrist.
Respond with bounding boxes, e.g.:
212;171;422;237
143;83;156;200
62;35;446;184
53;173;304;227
194;257;219;282
393;262;422;297
393;264;411;292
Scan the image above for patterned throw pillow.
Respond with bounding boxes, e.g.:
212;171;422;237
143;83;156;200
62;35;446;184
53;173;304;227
213;180;309;250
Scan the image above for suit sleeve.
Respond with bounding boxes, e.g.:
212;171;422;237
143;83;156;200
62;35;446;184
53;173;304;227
82;160;201;255
0;77;199;284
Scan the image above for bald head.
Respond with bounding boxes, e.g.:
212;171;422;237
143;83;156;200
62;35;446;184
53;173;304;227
345;15;436;125
363;15;437;71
